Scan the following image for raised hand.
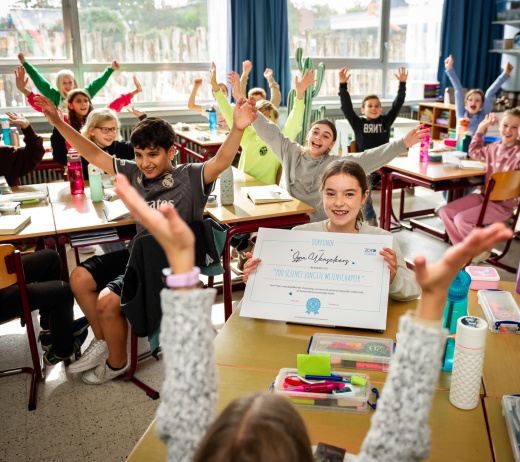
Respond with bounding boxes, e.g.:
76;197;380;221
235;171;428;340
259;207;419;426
127;107;146;118
233;96;257;130
6;112;29;129
243;252;262;282
18;53;26;64
33;95;61;126
395;67;408;82
193;78;203;86
476;113;496;133
339;68;351;84
111;60;120;71
227;71;244;101
15;66;31;96
295;69;316;99
130;76;142;97
403;125;430;148
444;55;454;71
264;68;273;81
114;174;195;274
414;223;512;321
209;62;220;92
505;61;514;76
242;60;252;76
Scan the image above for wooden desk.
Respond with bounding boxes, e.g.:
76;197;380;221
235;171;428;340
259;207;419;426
128;369;492;462
468;281;520;398
380;148;486;235
208;169;314;320
483;398;516;462
173;124;229;163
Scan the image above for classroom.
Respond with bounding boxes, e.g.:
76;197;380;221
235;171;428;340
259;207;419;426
1;0;520;461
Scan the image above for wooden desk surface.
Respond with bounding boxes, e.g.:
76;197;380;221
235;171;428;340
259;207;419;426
173;123;229;146
385;149;486;181
128;367;492;462
0;185;56;242
214;298;455;391
468;281;520;398
206;169;314;224
483;398;516;462
47;181;92;203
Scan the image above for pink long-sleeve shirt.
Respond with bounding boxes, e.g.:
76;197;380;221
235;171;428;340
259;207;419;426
468;132;520;209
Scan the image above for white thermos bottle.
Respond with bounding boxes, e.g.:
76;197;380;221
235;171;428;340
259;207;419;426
449;316;488;410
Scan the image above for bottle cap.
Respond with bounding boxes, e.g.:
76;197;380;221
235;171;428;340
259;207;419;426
455;316;487;349
447;270;471;302
88;164;101;175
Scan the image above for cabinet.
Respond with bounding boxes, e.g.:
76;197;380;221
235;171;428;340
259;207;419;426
490;20;520;91
417;102;456;140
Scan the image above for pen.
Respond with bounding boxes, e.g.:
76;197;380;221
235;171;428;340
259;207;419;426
304;375;346;382
290;382;345;393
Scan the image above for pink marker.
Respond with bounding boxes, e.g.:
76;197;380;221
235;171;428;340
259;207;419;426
290;382;345;393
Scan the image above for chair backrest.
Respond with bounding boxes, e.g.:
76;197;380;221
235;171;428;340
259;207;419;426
0;244;17;290
488;170;520;202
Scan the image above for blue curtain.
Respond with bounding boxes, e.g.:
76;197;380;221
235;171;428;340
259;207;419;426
437;0;502;92
231;0;291;105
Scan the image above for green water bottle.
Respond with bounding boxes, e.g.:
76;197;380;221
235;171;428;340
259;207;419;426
88;164;103;202
441;270;471;372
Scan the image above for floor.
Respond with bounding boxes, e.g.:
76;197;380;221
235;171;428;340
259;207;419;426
0;187;518;462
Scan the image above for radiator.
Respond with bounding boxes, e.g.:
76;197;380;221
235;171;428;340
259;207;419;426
20;169;63;185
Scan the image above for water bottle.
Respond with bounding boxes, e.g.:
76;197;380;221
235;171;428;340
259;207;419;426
420;129;429;163
10;127;19;147
444;87;450;106
462;131;473;153
449;316;488;410
88;164;103;202
67;150;84;195
207;107;218;134
441;270;471;372
1;116;10;146
456;118;469;151
516;259;520;294
220;165;234;206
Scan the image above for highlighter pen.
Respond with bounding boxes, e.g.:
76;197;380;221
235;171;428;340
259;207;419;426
290;382;345;393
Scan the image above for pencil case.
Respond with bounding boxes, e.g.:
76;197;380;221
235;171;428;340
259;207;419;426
273;368;376;414
308;333;393;371
502;395;520;461
477;290;520;333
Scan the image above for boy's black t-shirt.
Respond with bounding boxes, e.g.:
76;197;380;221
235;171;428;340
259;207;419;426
339;81;406;152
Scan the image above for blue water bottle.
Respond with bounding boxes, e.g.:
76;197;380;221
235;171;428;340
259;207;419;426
207;107;217;134
1;116;10;146
441;270;471;372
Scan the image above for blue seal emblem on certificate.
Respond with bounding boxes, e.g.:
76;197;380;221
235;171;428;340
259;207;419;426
306;298;321;315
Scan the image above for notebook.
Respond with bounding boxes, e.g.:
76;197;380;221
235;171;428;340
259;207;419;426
241;185;293;204
102;200;131;221
0;215;31;235
442;154;485;170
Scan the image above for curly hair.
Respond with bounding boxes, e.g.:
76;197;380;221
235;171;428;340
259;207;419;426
130;117;176;151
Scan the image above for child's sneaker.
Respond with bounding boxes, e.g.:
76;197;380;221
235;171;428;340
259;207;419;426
38;331;52;351
73;317;90;337
38;318;89;352
67;338;108;373
81;358;130;385
43;329;89;366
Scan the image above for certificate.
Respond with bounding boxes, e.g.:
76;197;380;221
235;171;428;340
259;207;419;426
240;227;393;330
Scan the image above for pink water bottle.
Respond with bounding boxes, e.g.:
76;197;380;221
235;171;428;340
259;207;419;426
420;129;429;163
67;150;84;195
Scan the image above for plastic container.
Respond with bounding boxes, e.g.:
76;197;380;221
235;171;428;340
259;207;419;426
465;266;500;290
9;127;19;147
441;270;471;372
273;368;373;414
67;151;84;195
308;333;393;372
88;164;103;202
502;395;520;461
207;107;217;134
449;316;488;410
477;289;520;333
494;39;506;50
220;165;234;205
1;116;10;146
420;130;429;163
456;118;470;151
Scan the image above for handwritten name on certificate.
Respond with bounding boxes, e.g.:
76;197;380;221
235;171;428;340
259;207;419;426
240;228;392;330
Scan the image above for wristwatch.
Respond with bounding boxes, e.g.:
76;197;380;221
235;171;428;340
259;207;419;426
162;267;200;289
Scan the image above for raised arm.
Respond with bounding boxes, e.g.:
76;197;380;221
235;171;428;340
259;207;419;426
252;111;299;163
338;68;363;131
19;54;61;107
240;60;252;99
357;223;513;462
211;65;234;128
188;79;203;113
85;61;117;99
107;77;142;113
282;69;316;140
482;63;512;115
444;55;465;119
265;68;281;108
384;67;407;124
35;95;116;175
467;115;493;161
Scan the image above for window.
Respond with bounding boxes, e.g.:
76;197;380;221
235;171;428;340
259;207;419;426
288;0;445;99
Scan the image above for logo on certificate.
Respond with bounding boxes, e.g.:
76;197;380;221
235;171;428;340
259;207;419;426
306;298;321;315
364;248;377;256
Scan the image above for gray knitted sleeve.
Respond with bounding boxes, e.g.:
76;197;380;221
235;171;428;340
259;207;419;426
356;313;447;462
155;288;218;462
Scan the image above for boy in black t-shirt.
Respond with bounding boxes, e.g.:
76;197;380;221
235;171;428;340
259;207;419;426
338;67;408;225
35;94;258;384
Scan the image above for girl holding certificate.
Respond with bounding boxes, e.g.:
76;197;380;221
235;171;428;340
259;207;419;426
245;159;420;301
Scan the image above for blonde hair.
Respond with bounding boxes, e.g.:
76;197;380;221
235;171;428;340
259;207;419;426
256;100;279;120
248;87;267;99
56;69;78;99
82;108;121;143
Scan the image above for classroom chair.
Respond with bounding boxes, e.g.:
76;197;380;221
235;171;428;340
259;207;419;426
476;170;520;272
0;244;45;411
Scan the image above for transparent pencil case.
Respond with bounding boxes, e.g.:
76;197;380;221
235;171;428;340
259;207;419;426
477;290;520;333
502;395;520;461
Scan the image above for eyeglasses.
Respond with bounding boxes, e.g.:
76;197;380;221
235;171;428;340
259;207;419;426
96;127;118;134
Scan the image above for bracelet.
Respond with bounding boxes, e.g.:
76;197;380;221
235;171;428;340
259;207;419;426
162;266;200;289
